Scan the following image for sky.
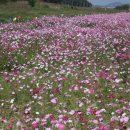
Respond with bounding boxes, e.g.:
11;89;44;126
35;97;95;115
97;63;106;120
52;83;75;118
90;0;130;5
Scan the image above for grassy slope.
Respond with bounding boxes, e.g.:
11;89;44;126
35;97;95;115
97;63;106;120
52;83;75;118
0;1;125;22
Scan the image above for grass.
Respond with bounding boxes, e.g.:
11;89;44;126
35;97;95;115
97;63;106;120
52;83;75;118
0;1;127;22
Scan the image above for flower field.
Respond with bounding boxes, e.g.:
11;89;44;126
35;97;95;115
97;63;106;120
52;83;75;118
0;12;130;130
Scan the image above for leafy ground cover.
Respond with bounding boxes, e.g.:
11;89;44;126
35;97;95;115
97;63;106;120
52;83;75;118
0;12;130;129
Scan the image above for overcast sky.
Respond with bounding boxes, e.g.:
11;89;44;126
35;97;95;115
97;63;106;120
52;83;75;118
90;0;130;5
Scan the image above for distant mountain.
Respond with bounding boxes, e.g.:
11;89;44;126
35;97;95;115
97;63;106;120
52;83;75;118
93;5;103;7
105;2;123;7
94;2;125;8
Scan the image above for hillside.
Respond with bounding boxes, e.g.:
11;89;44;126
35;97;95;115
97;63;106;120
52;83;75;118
105;2;123;7
0;1;124;23
44;0;92;7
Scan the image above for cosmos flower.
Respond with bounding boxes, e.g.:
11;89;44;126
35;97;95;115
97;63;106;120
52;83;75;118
17;16;21;20
13;17;17;22
32;122;38;128
0;12;130;130
57;124;65;130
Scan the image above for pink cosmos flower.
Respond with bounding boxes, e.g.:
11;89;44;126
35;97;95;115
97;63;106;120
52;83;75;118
32;122;38;128
70;128;76;130
53;89;60;93
2;117;7;123
7;124;13;129
120;116;129;123
122;47;126;52
93;120;98;124
51;98;58;104
74;85;79;90
108;94;114;99
89;88;95;93
41;121;47;126
58;124;65;130
45;128;52;130
128;41;130;45
16;121;21;127
97;71;108;79
50;120;57;124
116;109;123;114
69;110;75;115
99;125;110;130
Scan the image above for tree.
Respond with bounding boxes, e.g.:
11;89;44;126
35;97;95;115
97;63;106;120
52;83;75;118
115;4;129;10
0;0;8;4
44;0;92;7
10;0;17;2
27;0;36;7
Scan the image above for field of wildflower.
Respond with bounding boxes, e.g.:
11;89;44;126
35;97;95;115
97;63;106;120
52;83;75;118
0;12;130;130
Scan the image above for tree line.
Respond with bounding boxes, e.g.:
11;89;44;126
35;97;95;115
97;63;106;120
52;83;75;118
0;0;92;7
115;4;130;11
44;0;92;7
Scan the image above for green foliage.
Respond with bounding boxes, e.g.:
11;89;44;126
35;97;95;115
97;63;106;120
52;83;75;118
0;0;8;4
27;0;36;7
10;0;17;2
43;4;50;9
115;4;130;10
44;0;92;7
